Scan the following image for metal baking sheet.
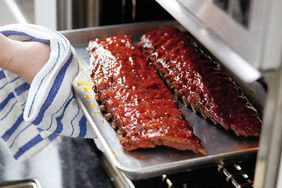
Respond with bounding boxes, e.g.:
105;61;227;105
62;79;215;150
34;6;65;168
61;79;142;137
63;22;261;180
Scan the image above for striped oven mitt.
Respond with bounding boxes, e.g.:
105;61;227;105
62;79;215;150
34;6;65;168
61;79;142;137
0;24;93;160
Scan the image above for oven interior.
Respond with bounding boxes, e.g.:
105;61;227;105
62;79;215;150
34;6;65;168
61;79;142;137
94;1;282;188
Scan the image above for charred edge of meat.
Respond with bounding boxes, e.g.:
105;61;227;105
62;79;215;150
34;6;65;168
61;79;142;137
155;67;211;123
233;129;260;138
92;88;114;122
95;93;101;102
112;122;118;130
104;113;113;121
92;85;121;132
182;96;187;107
155;68;216;124
200;112;207;120
149;62;218;126
99;104;106;112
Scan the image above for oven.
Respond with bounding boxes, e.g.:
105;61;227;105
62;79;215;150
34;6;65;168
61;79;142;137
154;1;282;188
61;0;282;187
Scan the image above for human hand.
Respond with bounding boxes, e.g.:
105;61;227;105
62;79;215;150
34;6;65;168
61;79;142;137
0;33;50;83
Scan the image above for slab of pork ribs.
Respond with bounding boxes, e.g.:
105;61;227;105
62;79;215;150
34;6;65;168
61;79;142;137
139;26;262;137
88;35;206;154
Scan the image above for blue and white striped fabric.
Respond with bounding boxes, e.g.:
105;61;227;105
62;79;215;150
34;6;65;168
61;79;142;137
0;24;92;160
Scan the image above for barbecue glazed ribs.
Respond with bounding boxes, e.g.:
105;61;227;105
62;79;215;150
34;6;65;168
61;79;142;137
88;35;206;154
139;26;262;137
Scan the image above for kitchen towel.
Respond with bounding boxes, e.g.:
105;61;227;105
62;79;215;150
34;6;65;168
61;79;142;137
0;24;92;160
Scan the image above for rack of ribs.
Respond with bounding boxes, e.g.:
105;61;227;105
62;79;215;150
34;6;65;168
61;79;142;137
139;26;262;137
88;35;206;154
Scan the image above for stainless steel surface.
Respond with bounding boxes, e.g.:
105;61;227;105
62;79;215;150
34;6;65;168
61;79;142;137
67;22;261;180
254;68;282;188
34;0;73;30
57;0;72;30
72;0;100;29
86;0;99;27
62;21;179;46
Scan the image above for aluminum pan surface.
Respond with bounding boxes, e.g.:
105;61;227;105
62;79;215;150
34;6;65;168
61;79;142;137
67;22;260;179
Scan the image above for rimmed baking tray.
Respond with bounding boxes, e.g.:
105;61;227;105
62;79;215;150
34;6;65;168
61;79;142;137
63;22;261;180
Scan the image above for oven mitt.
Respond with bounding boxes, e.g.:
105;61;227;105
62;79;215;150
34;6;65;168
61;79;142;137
0;24;93;160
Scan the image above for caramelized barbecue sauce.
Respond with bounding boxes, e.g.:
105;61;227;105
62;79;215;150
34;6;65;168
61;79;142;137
88;35;205;153
139;26;261;137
